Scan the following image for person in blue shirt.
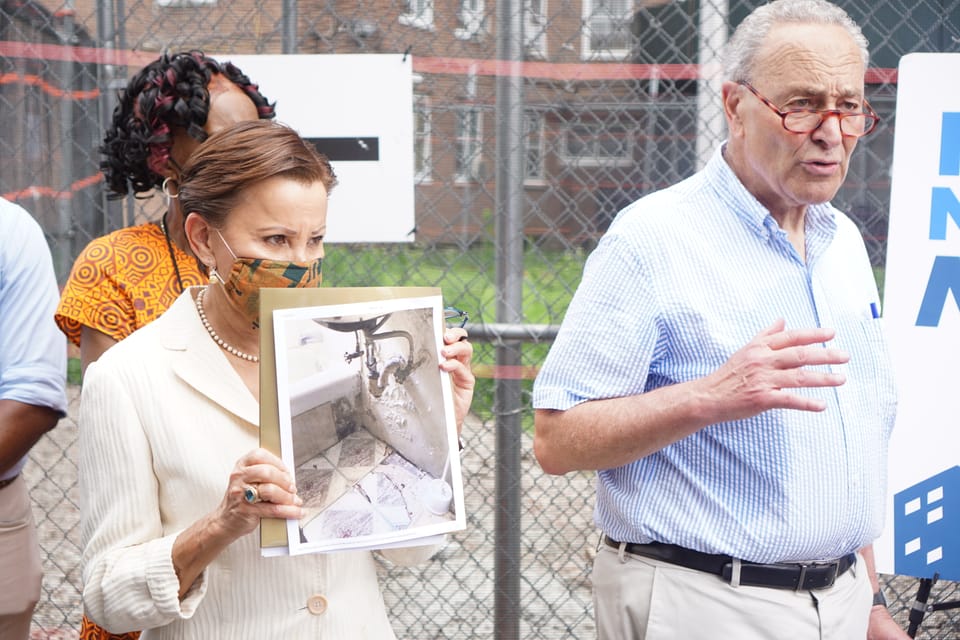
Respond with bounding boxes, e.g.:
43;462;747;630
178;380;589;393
533;1;905;638
0;197;67;639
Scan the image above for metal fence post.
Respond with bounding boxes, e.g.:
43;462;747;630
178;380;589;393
57;2;77;281
494;0;525;635
96;0;125;236
696;0;728;169
283;0;298;54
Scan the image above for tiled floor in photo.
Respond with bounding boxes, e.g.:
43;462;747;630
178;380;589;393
296;428;391;519
296;427;452;542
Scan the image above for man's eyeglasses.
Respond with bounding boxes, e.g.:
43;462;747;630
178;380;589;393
444;307;469;329
738;81;880;138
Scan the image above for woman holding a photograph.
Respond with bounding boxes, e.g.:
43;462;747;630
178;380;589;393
78;120;474;639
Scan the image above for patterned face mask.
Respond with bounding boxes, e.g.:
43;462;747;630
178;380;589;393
212;230;323;329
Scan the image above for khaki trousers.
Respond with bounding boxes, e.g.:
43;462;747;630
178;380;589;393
0;475;42;640
593;542;872;640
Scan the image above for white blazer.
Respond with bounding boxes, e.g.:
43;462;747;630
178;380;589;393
79;288;434;639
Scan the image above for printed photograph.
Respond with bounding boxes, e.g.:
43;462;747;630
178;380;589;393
273;295;465;555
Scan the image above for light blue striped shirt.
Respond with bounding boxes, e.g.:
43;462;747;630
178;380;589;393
533;146;897;563
0;198;67;480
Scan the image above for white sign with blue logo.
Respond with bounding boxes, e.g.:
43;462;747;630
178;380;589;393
877;53;960;581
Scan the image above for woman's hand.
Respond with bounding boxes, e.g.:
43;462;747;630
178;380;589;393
214;448;303;536
172;448;302;599
440;328;475;434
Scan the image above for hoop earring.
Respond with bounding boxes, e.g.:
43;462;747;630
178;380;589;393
161;177;180;205
209;266;225;286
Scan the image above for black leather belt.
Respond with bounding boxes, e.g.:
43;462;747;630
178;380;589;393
0;474;18;491
604;536;855;591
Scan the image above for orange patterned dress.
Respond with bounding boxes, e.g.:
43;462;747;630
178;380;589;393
56;222;205;346
57;222;204;640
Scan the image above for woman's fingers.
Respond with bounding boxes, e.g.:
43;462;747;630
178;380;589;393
246;480;303;508
220;449;304;530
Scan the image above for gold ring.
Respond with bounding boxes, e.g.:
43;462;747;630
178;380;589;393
243;484;260;504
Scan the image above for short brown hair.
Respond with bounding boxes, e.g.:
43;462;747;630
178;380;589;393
178;120;337;228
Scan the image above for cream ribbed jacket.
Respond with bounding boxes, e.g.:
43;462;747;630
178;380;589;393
79;289;436;639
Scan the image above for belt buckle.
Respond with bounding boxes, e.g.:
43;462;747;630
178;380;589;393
796;561;839;591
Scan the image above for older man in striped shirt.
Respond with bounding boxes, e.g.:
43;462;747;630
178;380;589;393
533;1;906;639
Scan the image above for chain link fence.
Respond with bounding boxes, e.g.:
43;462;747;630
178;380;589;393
4;0;959;637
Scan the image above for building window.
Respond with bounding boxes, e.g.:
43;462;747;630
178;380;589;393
455;0;485;39
582;0;632;59
524;111;544;183
400;0;434;29
632;1;699;66
455;109;482;182
524;0;547;57
414;97;432;182
562;122;632;167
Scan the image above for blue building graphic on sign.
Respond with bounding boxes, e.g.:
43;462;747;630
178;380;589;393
894;466;960;581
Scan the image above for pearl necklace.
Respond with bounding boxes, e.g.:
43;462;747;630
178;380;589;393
195;287;260;363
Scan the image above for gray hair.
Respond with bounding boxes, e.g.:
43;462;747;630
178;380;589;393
723;0;870;82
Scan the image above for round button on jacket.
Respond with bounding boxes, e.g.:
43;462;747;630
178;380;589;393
307;594;328;615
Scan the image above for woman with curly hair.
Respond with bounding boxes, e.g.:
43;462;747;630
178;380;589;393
55;50;273;640
56;50;274;377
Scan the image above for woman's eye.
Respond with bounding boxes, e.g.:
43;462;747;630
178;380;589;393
309;236;324;246
266;235;288;245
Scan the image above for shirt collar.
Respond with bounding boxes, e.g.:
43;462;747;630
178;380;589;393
704;144;838;261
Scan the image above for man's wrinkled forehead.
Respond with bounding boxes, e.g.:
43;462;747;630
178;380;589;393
750;23;865;89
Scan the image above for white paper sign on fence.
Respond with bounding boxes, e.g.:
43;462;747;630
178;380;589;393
224;54;414;243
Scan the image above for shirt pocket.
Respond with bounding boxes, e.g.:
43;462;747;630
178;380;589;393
859;318;898;440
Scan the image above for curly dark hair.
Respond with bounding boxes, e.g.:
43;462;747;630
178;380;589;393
100;50;275;197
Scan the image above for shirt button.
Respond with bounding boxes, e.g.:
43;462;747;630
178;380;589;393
307;594;328;615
